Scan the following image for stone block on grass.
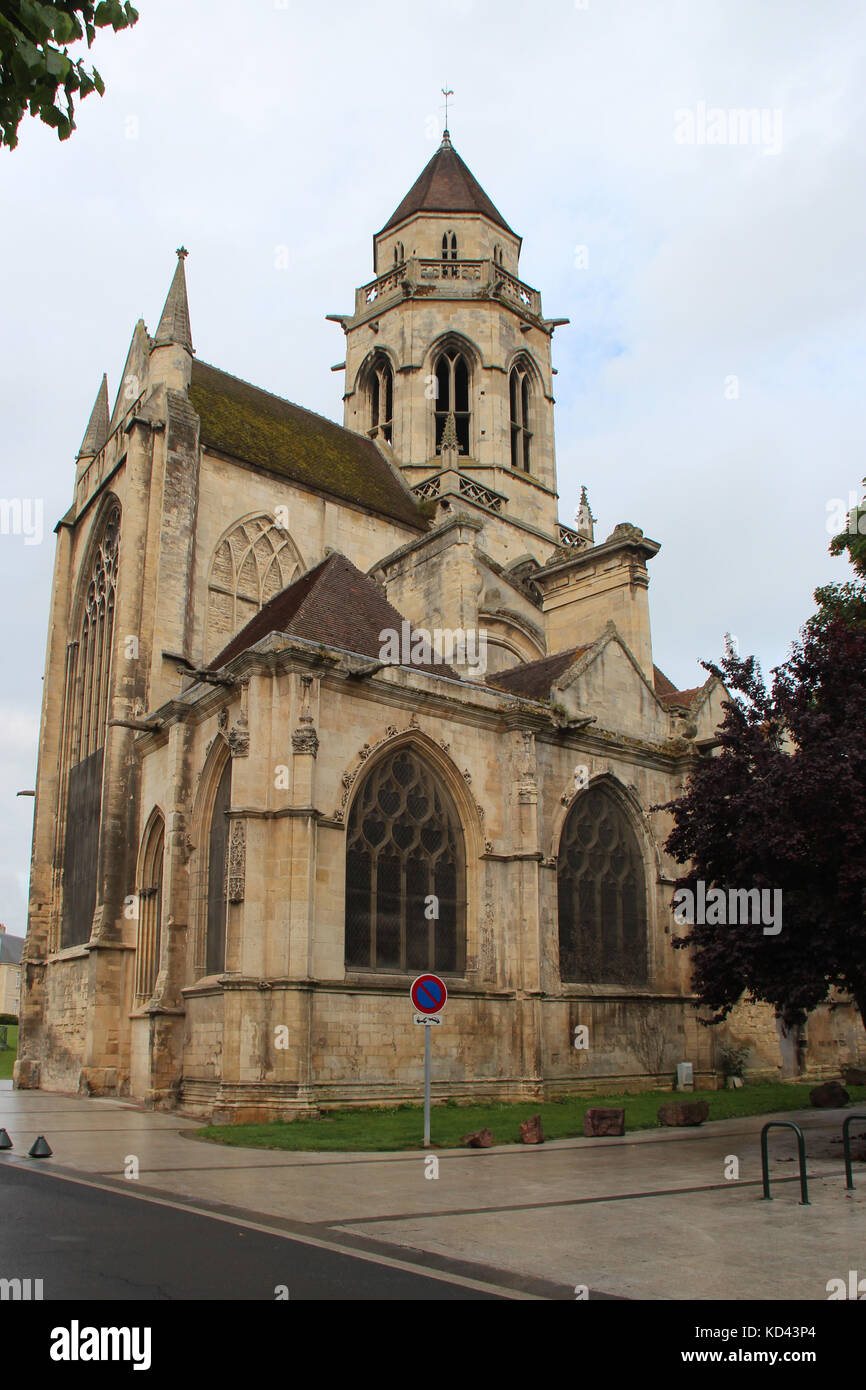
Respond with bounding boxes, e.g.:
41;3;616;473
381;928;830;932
583;1107;625;1137
658;1101;709;1127
810;1081;850;1108
462;1127;494;1148
519;1114;544;1144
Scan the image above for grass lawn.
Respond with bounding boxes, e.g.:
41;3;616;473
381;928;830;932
195;1081;866;1153
0;1026;18;1082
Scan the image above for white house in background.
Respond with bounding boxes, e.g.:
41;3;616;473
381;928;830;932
0;925;23;1017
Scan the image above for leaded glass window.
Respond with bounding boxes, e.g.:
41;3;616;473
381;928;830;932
557;783;647;984
135;815;164;1001
345;748;465;973
59;501;120;948
206;758;231;976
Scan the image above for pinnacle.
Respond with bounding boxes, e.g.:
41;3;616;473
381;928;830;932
440;411;459;451
77;373;110;458
154;248;193;353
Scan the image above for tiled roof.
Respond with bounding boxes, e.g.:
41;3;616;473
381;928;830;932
379;137;515;236
210;552;458;677
652;665;678;699
189;360;425;530
659;684;705;709
487;646;589;701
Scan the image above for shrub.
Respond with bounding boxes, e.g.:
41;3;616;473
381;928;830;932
719;1043;750;1079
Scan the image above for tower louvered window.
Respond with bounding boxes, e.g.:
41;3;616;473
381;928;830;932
441;231;458;277
368;357;393;444
510;365;532;473
345;748;465;974
557;783;647;985
434;348;470;455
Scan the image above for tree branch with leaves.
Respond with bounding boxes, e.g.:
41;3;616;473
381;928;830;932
0;1;138;150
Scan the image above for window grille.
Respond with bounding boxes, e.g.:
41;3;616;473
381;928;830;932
135;817;164;1000
557;784;647;984
206;759;232;976
345;748;465;973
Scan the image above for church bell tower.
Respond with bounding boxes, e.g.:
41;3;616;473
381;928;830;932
328;130;570;542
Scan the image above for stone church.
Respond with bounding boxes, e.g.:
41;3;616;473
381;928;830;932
17;132;863;1119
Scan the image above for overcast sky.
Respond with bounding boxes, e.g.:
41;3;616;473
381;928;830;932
1;0;864;935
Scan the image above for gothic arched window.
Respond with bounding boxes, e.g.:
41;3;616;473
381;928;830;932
345;747;465;974
434;347;470;455
393;241;404;265
557;783;648;985
59;501;120;948
206;516;302;659
135;814;165;1001
510;365;532;472
70;502;120;766
206;758;232;976
367;356;394;444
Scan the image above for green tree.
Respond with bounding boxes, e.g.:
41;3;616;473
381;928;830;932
659;507;866;1036
0;1;138;150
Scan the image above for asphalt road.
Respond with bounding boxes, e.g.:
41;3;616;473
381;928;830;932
0;1161;500;1301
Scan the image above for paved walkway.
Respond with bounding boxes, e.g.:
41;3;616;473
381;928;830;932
1;1082;864;1299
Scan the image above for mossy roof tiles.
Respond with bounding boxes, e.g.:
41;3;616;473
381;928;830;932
189;360;425;530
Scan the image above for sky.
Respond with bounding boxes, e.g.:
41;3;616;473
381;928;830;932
1;0;864;935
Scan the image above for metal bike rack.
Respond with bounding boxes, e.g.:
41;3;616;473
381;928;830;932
760;1121;809;1204
842;1113;866;1191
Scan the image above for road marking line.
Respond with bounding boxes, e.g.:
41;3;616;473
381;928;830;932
0;1159;543;1300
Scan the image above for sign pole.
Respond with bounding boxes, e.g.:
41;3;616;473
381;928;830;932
423;1022;431;1148
410;974;446;1151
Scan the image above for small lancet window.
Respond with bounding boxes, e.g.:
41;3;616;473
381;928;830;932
368;357;394;444
509;365;532;472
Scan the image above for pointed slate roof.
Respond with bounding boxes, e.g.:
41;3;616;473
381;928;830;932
379;133;515;237
189;359;425;529
209;552;457;676
78;373;109;457
0;932;23;965
154;248;193;353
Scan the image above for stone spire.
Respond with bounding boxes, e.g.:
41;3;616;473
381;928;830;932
440;410;459;450
575;485;595;543
77;373;109;458
154;247;193;353
439;410;461;470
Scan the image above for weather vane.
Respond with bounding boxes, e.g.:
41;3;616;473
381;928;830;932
441;86;454;131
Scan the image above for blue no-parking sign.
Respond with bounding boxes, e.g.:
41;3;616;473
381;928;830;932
411;974;447;1015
